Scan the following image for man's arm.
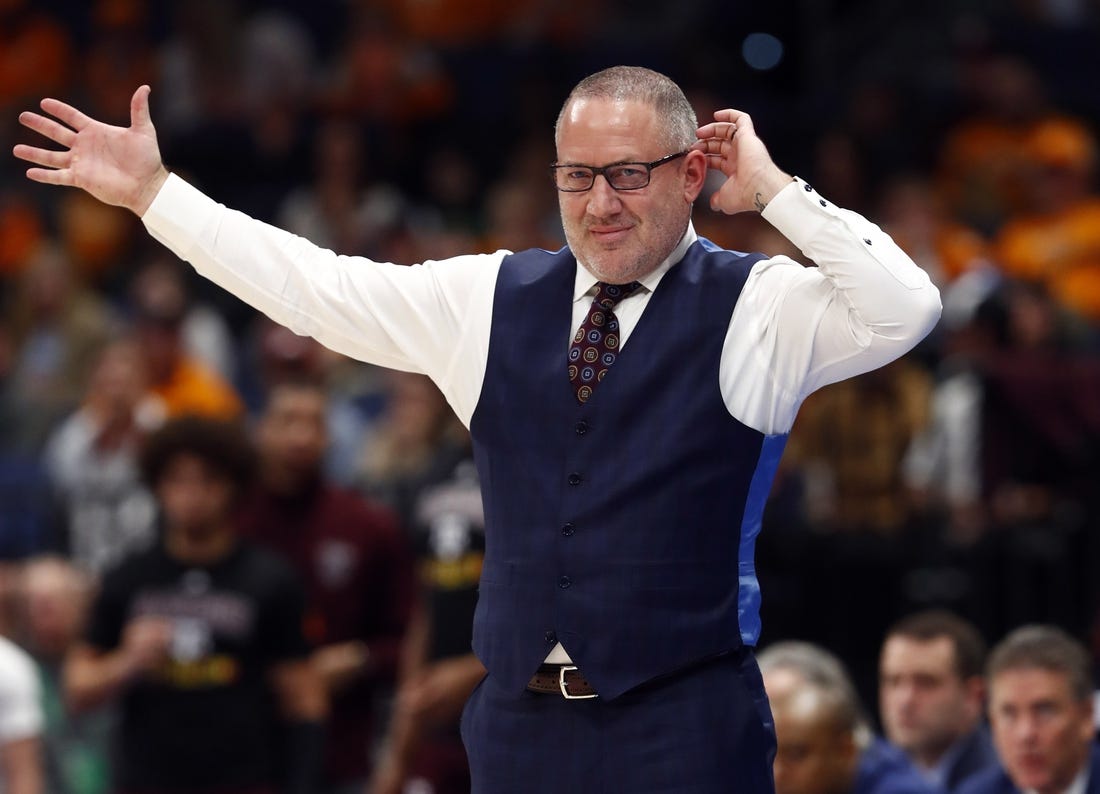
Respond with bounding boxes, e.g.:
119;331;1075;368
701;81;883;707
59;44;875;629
0;737;44;794
697;109;942;434
64;617;172;713
14;87;499;426
0;640;45;794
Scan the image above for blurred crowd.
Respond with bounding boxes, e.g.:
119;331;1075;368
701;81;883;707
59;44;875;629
2;0;1100;792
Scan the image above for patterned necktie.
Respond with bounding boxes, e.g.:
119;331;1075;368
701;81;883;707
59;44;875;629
568;281;644;404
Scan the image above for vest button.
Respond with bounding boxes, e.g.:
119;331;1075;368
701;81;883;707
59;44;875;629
574;420;589;435
568;473;583;486
544;630;557;644
558;575;571;589
561;522;575;537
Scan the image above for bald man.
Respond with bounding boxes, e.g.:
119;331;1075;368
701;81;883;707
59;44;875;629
761;642;941;794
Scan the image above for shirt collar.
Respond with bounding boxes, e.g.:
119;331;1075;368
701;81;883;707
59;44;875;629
572;222;699;303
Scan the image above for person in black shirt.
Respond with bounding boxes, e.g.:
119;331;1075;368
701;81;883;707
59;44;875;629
63;416;327;794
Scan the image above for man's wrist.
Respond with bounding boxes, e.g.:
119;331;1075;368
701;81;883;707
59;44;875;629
751;170;796;213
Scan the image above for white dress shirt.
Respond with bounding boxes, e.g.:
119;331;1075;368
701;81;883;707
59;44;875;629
143;174;942;666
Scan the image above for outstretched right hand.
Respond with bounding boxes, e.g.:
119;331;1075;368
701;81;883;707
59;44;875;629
13;84;169;217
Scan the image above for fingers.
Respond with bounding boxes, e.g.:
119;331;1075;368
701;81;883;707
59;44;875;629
696;109;755;142
131;85;153;131
21;166;74;188
39;97;93;132
12;143;70;170
17;111;77;148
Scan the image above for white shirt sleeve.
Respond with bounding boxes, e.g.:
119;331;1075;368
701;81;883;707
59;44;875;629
720;178;942;434
0;638;43;744
142;174;504;426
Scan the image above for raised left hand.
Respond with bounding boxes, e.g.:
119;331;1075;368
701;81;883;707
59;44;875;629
694;108;792;215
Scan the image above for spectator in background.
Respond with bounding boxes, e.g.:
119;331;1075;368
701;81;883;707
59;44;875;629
994;119;1100;324
936;55;1070;234
760;641;939;794
1;242;117;454
369;442;485;794
42;338;160;575
0;632;44;794
356;372;468;530
0;0;71;122
877;175;992;289
879;611;998;792
958;626;1099;794
128;259;242;420
237;380;414;793
128;257;237;384
18;557;112;794
64;416;326;794
277;117;407;258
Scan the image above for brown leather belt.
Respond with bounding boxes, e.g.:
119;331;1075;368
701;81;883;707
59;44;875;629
526;664;598;699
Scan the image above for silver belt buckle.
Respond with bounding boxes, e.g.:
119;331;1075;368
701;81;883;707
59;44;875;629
559;665;598;699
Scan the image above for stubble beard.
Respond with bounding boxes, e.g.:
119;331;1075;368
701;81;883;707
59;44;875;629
563;210;690;285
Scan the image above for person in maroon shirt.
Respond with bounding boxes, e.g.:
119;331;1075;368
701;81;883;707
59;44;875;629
236;380;416;793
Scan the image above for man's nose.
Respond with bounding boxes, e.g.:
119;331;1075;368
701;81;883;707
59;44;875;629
587;174;623;215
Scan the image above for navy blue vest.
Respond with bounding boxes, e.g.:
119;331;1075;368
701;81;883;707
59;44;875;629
469;240;788;699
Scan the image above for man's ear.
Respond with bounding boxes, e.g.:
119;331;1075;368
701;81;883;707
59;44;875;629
683;150;708;204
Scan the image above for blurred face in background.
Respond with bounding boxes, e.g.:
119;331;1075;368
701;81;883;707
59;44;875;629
880;635;982;766
21;558;91;660
989;667;1094;794
156;454;236;537
257;384;328;490
765;669;858;794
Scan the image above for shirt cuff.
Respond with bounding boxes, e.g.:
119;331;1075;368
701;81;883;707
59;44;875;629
760;176;835;251
141;173;220;259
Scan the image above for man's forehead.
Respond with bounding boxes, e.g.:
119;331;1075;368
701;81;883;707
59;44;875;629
882;635;957;669
558;97;659;148
990;667;1075;701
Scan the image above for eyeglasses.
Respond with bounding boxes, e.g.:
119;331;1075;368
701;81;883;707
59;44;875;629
551;151;688;192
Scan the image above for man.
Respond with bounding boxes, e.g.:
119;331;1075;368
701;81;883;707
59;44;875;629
958;625;1100;794
0;633;44;794
15;65;941;792
880;611;999;791
237;380;415;793
19;556;112;794
367;391;486;794
63;416;326;794
761;641;939;794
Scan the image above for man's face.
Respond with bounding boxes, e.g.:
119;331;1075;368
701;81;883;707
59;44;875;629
258;387;327;483
765;669;857;794
879;635;980;763
555;97;705;284
156;454;235;535
989;667;1094;794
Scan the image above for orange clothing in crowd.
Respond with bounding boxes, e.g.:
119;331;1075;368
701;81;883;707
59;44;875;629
148;356;244;420
995;198;1100;322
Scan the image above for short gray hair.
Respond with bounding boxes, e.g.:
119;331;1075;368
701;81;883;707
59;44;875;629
987;625;1093;702
758;641;872;743
555;66;698;152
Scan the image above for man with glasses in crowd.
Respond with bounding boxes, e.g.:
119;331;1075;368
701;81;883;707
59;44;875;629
15;65;941;793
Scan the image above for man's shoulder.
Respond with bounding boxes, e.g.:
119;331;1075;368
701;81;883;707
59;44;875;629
954;763;1015;794
857;738;944;794
947;726;1000;788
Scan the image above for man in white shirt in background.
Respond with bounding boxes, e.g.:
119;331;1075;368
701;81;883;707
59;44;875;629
0;634;44;794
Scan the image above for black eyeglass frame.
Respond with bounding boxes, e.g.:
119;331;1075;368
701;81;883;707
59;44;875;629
550;150;689;192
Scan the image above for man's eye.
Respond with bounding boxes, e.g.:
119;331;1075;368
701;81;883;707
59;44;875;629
614;166;645;179
565;169;592;181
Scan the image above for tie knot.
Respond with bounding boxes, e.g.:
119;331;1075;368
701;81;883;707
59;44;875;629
593;281;643;309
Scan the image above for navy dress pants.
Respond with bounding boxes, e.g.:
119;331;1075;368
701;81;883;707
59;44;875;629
460;649;777;794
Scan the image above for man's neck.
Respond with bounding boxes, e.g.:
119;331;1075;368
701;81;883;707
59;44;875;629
165;524;237;565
